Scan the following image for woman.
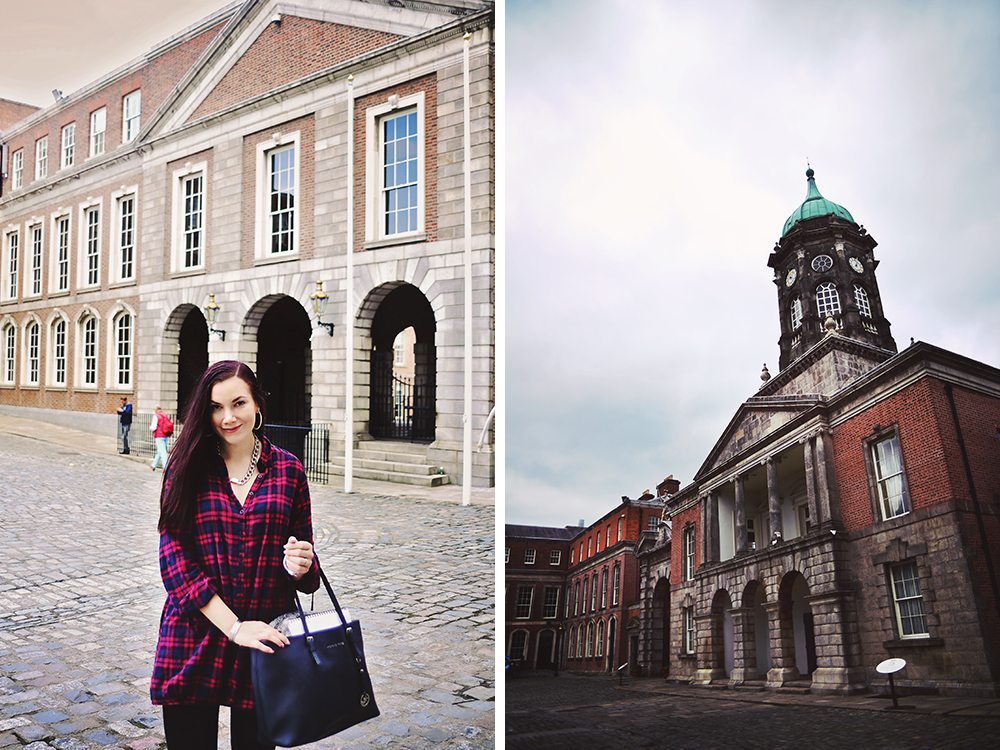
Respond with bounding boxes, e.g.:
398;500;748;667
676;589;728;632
151;360;319;750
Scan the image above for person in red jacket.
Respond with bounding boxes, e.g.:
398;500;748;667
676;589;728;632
150;405;170;471
150;360;318;749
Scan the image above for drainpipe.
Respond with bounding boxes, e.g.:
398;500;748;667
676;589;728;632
345;74;355;493
461;31;473;506
944;383;1000;623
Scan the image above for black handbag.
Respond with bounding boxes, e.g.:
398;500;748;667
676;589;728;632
251;565;380;747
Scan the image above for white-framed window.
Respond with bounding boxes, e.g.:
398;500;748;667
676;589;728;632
504;547;509;564
573;581;581;615
515;586;533;619
600;569;608;608
596;530;602;552
122;90;141;143
254;132;300;259
606;524;612;547
1;322;15;384
49;317;67;387
508;630;527;661
890;561;928;638
617;517;623;540
683;607;696;654
576;625;584;658
815;282;841;319
590;573;598;611
582;578;589;614
791;297;803;330
77;313;98;388
587;538;592;557
34;137;48;180
585;622;594;657
870;432;910;520
50;214;70;294
543;587;559;619
171;163;206;271
366;92;425;242
746;518;757;549
4;230;19;301
113;190;137;282
112;310;133;389
854;285;872;318
23;319;40;385
524;548;536;565
549;550;561;566
596;620;605;657
61;123;75;169
79;201;101;288
797;503;810;536
27;224;42;297
647;516;659;532
611;564;620;606
89;108;106;157
568;628;577;660
683;524;696;581
11;149;23;190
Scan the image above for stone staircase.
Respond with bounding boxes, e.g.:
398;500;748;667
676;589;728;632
326;439;450;487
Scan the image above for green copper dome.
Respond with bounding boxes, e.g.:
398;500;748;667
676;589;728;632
781;168;856;237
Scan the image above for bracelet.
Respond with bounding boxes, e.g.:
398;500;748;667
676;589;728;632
228;619;243;642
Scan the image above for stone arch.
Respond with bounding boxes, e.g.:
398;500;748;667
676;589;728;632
158;303;206;417
535;628;556;671
710;589;735;678
607;616;617;673
649;577;670;676
775;570;815;681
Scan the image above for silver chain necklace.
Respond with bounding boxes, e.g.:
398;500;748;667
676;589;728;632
229;437;261;486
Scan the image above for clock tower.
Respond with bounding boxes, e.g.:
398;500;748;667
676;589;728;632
768;168;897;370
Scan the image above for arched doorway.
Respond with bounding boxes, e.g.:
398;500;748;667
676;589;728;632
710;589;734;678
177;308;208;421
749;581;772;676
607;617;617;673
536;629;556;670
255;296;312;425
368;284;435;441
778;571;816;679
650;578;670;676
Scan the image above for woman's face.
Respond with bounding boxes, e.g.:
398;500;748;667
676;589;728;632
210;375;258;449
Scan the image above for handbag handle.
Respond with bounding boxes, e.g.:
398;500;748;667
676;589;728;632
290;563;368;674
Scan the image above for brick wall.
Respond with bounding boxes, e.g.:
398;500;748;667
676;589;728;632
0;99;39;131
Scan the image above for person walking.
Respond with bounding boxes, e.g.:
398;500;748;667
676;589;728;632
150;406;170;471
117;396;133;454
150;360;319;750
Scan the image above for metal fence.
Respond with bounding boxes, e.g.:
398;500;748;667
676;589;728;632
115;416;331;484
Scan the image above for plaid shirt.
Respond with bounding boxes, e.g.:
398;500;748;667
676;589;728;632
151;438;319;708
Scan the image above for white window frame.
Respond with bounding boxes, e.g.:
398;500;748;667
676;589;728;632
26;222;43;298
49;212;71;294
890;561;929;639
254;131;300;260
816;281;841;319
611;564;620;606
1;320;15;385
78;199;102;289
48;315;68;387
76;310;99;389
585;622;594;657
542;587;559;619
3;229;19;302
365;91;425;243
89;108;107;157
854;285;872;318
171;163;207;272
508;630;528;661
504;547;509;564
590;573;598;611
647;516;659;532
112;187;138;282
549;550;561;566
515;586;533;619
596;620;605;657
122;90;141;143
870;432;910;520
600;569;608;609
34;137;48;180
683;607;696;654
61;123;75;170
524;548;536;565
11;149;23;190
791;297;803;330
683;525;696;581
22;317;40;386
106;305;135;391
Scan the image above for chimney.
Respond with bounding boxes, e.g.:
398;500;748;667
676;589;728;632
577;519;585;527
657;474;681;497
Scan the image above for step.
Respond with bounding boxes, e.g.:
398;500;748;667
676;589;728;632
353;447;434;464
328;456;439;475
325;464;450;487
359;440;432;455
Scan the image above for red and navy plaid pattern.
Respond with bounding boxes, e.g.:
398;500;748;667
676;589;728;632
151;438;319;708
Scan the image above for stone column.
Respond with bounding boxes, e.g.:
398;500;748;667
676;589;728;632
766;457;783;543
728;607;760;684
814;429;833;529
700;495;709;563
802;436;821;531
734;475;747;555
807;592;866;694
764;601;800;687
692;611;726;684
708;490;720;563
819;429;842;527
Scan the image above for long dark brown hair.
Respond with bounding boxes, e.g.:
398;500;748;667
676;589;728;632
157;360;267;532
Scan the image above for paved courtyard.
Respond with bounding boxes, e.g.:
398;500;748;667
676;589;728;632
0;424;494;749
506;675;1000;749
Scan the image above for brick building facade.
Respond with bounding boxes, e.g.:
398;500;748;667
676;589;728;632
0;0;495;488
646;170;1000;697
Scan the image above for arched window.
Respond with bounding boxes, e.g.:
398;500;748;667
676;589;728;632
509;630;528;661
25;320;40;385
790;297;803;330
596;621;605;657
586;622;594;657
590;573;598;611
574;581;581;615
854;285;872;318
80;315;98;387
50;318;67;386
576;625;584;658
600;569;608;609
582;578;588;615
1;324;15;384
113;311;133;388
815;282;841;319
612;564;621;606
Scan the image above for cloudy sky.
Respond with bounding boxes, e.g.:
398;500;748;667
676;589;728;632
506;0;1000;527
0;0;229;107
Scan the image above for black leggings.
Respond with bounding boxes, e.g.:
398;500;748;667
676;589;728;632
162;704;274;750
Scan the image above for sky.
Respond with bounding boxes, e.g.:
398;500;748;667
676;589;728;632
506;0;1000;528
0;0;231;108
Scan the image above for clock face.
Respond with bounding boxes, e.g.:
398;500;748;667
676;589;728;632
812;254;834;272
849;257;864;273
785;268;797;287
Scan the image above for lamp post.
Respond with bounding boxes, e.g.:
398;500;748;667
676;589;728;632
204;293;226;341
309;281;334;336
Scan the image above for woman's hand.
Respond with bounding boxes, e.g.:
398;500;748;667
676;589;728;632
232;620;289;654
283;536;314;580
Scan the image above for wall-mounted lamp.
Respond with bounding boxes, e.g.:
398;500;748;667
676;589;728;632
271;12;282;25
309;281;334;336
204;293;226;341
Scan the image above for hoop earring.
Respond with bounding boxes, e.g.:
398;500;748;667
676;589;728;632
254;411;263;432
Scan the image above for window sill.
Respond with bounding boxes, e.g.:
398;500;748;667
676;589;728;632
364;232;427;251
169;268;205;280
46;385;68;392
107;387;133;394
109;279;137;289
254;252;299;267
677;653;697;661
48;290;71;299
883;637;943;649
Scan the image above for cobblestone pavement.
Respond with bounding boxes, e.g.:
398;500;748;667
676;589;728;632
506;675;1000;749
0;429;495;749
